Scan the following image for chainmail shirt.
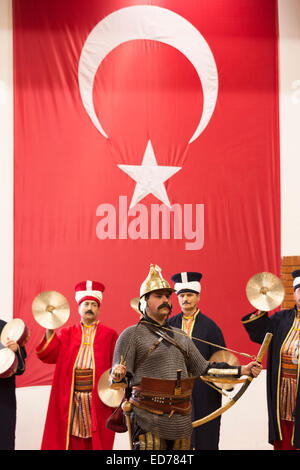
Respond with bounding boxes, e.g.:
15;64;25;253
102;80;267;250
113;320;235;440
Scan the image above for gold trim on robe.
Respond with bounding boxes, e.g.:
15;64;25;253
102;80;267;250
241;311;267;324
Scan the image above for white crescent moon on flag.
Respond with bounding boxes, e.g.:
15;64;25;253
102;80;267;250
78;5;218;144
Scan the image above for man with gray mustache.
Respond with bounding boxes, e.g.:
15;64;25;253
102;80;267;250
168;271;226;450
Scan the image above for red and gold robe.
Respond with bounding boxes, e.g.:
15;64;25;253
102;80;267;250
36;322;118;450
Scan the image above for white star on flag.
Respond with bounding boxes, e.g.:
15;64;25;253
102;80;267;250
118;140;181;209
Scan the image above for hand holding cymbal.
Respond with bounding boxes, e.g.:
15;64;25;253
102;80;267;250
98;369;125;408
111;356;127;383
32;291;70;329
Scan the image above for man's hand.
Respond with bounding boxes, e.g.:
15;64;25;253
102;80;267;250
6;338;18;353
111;363;127;382
241;361;263;377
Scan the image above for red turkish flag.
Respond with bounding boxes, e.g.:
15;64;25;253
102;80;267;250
13;0;279;386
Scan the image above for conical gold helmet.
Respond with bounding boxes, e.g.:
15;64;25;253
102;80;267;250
140;264;175;299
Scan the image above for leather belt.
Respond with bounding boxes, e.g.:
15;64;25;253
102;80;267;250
130;376;195;416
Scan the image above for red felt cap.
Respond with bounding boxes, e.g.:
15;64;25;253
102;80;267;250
74;280;105;305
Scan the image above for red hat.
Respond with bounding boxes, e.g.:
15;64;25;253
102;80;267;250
74;280;105;306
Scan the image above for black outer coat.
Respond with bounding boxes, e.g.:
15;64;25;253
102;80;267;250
168;311;226;450
0;320;27;450
241;306;300;447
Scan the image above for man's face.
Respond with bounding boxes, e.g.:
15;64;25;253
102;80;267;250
146;289;172;324
294;288;300;309
79;300;100;325
177;292;200;314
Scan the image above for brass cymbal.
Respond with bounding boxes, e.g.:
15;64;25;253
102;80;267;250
130;297;141;314
208;350;240;390
32;290;70;329
209;349;240;367
246;272;284;312
98;369;125;408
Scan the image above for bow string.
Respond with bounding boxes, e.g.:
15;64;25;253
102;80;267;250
192;332;272;428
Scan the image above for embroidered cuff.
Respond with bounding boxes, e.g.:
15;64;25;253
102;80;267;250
242;310;267;324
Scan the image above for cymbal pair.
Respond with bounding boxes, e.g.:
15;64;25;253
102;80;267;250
32;271;284;331
32;271;284;408
130;272;285;314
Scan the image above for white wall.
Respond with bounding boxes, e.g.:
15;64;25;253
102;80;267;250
0;0;13;323
0;0;299;450
278;0;300;256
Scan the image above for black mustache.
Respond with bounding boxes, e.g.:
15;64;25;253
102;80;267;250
157;302;172;311
85;310;94;314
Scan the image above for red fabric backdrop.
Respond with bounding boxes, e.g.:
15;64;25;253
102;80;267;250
13;0;280;387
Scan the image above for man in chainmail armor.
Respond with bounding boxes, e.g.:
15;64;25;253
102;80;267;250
111;264;262;450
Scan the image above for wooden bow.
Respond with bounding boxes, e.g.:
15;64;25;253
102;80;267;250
192;332;272;428
118;321;272;430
